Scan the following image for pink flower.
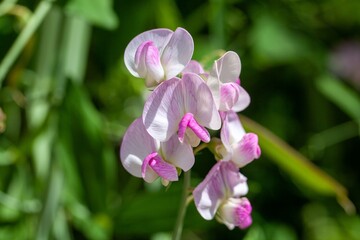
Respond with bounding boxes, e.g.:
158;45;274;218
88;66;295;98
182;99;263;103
120;118;194;185
142;73;221;147
216;197;252;230
193;161;249;221
207;51;250;112
220;111;261;168
124;27;194;88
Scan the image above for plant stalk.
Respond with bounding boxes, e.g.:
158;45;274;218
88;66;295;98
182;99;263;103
172;170;191;240
0;0;53;86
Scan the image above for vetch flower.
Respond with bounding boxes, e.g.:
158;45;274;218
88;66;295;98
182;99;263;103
216;197;252;230
142;72;221;147
219;111;261;168
124;27;194;88
207;51;250;112
120;118;194;185
193;160;249;221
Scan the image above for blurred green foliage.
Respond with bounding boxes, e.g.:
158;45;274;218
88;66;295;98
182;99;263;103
0;0;359;239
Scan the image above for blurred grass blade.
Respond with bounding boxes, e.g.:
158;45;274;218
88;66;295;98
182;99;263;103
308;121;359;154
240;115;355;214
316;75;360;120
65;0;118;30
0;0;52;86
36;162;64;240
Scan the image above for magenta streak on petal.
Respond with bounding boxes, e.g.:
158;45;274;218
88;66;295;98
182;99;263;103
141;152;178;181
178;113;192;142
234;198;252;229
178;113;210;143
141;152;158;178
240;133;261;159
236;78;241;85
135;41;152;67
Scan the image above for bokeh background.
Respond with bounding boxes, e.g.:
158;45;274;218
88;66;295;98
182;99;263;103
0;0;360;239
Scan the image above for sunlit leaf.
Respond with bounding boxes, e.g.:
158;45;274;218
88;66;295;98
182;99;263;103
240;115;355;214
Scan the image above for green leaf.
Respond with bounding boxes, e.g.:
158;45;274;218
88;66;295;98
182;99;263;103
316;75;360;120
66;0;118;30
240;115;355;214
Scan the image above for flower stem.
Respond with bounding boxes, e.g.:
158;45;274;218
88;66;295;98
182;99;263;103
193;142;207;155
172;170;191;240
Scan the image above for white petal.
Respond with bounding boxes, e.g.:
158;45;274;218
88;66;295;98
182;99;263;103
221;111;246;146
207;75;221;110
124;29;173;78
143;77;184;141
161;134;195;171
193;161;225;220
214;51;241;84
161;27;194;79
182;73;221;130
232;85;251;112
120;118;159;177
182;60;205;74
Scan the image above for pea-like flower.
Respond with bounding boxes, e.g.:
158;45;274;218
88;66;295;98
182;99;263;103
124;27;194;88
193;160;252;229
219;111;261;168
120;118;194;185
207;51;250;112
142;72;221;147
216;197;252;230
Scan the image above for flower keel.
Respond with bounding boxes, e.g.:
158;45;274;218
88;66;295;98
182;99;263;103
142;152;178;181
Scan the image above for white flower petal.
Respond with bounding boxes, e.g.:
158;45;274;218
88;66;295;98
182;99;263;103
161;27;194;79
124;29;173;78
182;73;221;130
215;51;241;84
161;134;195;171
221;111;246;146
120;118;158;177
143;77;184;141
232;85;251;112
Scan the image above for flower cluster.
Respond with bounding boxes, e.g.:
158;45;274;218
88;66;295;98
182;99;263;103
120;27;261;230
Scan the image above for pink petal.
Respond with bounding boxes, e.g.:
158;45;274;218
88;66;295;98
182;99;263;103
143;77;183;142
193;161;248;220
232;133;261;168
143;73;220;143
161;134;195;171
124;29;173;78
120;118;159;178
134;41;165;87
161;27;194;79
217;197;252;230
178;113;210;144
219;82;241;111
182;73;221;130
141;152;178;181
144;43;165;87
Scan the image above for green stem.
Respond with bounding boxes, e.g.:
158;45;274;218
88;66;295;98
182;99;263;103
0;0;53;86
193;142;207;155
172;170;191;240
